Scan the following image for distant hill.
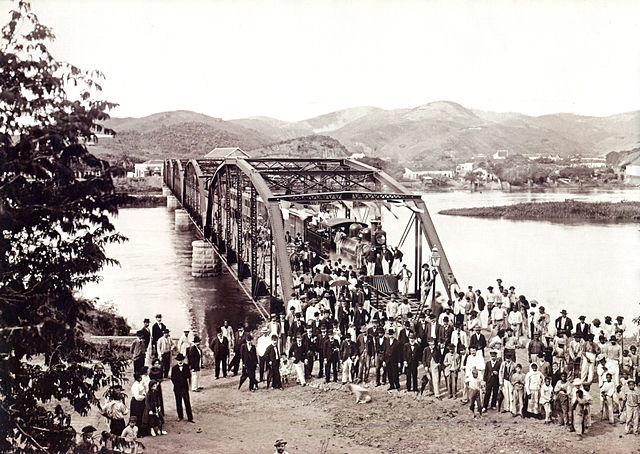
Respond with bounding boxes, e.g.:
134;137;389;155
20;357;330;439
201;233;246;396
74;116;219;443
93;104;640;165
93;111;274;161
250;135;350;158
239;101;640;162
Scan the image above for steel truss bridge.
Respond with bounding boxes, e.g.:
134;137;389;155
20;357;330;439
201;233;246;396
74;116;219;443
163;157;456;317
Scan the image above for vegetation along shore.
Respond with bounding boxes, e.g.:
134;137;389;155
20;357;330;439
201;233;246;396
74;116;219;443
439;200;640;222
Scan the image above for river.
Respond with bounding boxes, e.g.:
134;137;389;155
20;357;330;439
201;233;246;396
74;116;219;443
83;187;640;339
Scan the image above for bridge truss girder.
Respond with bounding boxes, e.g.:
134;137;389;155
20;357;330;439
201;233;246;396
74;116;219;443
165;156;456;307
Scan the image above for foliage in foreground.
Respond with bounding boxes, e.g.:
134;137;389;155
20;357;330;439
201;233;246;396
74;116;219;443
1;2;128;451
439;200;640;223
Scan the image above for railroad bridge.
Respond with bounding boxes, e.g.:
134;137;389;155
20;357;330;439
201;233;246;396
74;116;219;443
163;155;456;319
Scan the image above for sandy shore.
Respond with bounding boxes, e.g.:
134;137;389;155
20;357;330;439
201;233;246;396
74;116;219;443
73;357;639;454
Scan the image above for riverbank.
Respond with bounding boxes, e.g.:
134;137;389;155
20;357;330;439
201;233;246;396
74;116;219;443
117;193;166;208
439;200;640;222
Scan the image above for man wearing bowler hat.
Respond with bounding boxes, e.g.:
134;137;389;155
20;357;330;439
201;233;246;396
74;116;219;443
170;353;194;422
555;309;573;338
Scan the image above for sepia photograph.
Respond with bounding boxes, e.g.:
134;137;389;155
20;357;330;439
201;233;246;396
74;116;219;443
1;0;639;452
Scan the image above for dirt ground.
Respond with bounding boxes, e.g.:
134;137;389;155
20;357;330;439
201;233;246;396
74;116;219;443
73;357;639;454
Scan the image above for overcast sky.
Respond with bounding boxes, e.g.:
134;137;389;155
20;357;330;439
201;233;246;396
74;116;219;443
3;0;640;121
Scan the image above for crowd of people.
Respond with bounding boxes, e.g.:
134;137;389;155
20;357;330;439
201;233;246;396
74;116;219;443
85;252;638;451
233;255;639;439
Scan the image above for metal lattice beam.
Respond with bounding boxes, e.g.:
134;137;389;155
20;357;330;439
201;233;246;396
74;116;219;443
269;191;422;202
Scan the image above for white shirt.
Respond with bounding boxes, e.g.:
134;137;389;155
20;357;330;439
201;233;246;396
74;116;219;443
131;381;146;401
287;297;302;314
257;335;271;357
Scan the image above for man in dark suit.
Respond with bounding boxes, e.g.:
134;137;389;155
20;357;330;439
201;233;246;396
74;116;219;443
436;316;453;346
322;329;340;383
170;353;194;422
403;332;421;393
186;336;203;391
317;326;328;379
210;327;229;379
469;326;487;356
229;326;250;376
302;326;318;379
238;335;258;391
151;314;166;358
264;335;282;389
483;350;502;411
290;313;306;338
554;309;573;338
374;329;387;386
140;318;151;350
574;315;590;339
415;313;432;348
384;329;402;391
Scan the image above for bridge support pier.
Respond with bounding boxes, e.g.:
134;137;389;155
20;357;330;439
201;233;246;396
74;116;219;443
167;194;179;211
174;208;191;231
191;240;218;277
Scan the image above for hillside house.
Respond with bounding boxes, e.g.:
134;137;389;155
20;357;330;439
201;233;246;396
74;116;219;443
492;150;509;160
203;147;250;159
134;160;164;177
456;162;473;174
624;156;640;182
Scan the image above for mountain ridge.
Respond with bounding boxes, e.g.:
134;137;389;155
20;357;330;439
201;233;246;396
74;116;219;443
96;102;640;163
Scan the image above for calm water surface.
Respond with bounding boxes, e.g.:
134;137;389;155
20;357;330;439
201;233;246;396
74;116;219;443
83;188;640;338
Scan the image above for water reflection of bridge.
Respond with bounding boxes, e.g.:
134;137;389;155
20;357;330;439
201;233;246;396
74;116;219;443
163;156;456;318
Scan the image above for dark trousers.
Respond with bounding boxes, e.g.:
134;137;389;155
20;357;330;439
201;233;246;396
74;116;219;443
161;352;170;378
483;378;499;409
375;355;387;384
229;351;241;375
174;389;193;421
239;366;257;390
267;363;282;389
259;356;267;381
304;353;314;378
386;363;400;389
325;356;338;382
133;355;145;374
215;355;228;378
110;419;125;436
318;353;325;378
406;365;418;392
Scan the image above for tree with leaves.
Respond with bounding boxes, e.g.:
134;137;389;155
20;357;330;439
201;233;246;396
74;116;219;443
1;2;128;451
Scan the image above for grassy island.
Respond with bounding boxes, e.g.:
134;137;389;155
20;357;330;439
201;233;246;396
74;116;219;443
439;200;640;222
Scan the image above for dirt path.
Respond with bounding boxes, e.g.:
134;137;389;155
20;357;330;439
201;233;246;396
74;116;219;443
73;362;640;454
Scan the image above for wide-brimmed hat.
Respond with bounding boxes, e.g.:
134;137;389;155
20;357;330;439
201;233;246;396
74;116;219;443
274;439;287;447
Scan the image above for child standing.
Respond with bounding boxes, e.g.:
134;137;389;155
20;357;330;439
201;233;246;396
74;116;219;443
540;376;554;423
553;372;571;427
621;380;639;435
468;368;485;418
121;417;139;454
600;373;616;424
510;364;526;417
525;362;544;417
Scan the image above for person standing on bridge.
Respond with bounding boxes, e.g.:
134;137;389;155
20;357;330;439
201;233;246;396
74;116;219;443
397;264;412;296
